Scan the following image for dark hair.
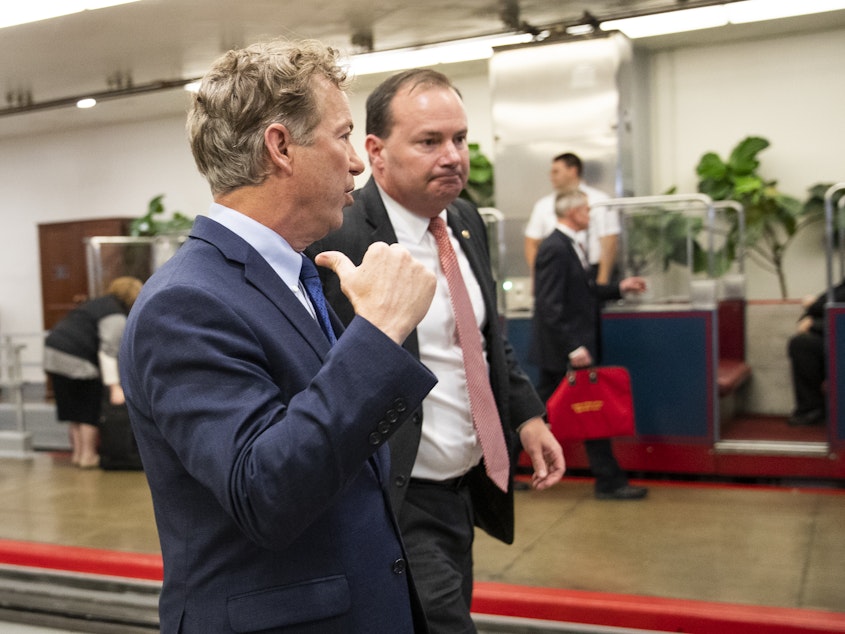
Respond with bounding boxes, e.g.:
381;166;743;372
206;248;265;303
553;152;583;177
366;68;461;138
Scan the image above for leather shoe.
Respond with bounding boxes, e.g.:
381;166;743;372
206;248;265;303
595;485;648;500
787;409;825;426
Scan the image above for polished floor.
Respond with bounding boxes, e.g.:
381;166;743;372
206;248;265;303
2;450;845;625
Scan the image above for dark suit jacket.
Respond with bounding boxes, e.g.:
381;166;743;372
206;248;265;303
120;216;436;633
803;278;845;335
306;177;545;544
529;228;622;373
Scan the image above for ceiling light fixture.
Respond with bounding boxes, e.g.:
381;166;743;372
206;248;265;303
0;77;197;117
76;98;97;109
725;0;845;23
0;0;142;30
600;0;845;38
601;5;728;38
345;32;537;76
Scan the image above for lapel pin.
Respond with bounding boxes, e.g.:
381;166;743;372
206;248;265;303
461;230;470;239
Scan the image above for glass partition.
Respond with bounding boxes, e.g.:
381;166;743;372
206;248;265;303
84;234;187;297
592;194;745;308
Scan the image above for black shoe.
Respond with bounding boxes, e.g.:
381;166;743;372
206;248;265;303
595;485;648;500
787;409;825;426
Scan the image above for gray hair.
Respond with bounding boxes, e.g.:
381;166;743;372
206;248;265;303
554;190;589;218
187;39;349;196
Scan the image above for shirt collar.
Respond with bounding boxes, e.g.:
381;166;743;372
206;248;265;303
208;202;302;287
376;182;446;245
555;222;581;243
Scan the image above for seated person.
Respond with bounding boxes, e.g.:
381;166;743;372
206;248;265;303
787;278;845;425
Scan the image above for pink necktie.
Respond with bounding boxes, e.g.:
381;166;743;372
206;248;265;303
428;216;510;492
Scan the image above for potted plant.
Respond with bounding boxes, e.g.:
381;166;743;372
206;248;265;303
695;136;820;299
459;143;495;208
130;194;194;237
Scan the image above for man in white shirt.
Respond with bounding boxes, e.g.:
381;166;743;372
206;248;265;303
524;152;619;284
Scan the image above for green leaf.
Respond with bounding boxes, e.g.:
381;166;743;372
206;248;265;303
728;136;769;175
147;194;166;216
733;175;764;196
696;153;727;180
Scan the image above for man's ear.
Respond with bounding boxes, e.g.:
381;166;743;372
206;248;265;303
364;134;384;168
265;123;293;174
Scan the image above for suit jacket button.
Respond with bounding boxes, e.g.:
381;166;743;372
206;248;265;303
368;432;381;445
385;408;399;423
412;412;421;425
377;420;391;434
394;475;407;487
393;398;407;413
392;558;407;575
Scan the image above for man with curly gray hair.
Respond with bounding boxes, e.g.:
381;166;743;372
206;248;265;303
121;39;437;633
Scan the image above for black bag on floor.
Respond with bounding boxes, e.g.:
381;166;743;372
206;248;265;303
99;399;143;471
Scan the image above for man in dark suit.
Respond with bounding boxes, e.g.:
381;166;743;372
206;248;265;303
530;190;648;501
307;69;565;633
119;40;440;633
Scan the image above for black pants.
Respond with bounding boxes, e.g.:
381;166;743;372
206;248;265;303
787;331;826;414
399;478;477;634
537;368;628;494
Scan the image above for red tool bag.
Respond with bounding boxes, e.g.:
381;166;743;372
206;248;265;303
546;366;636;441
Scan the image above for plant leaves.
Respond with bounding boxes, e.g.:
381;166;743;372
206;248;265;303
728;136;769;175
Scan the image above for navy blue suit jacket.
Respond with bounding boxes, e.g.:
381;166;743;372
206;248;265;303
529;228;621;373
120;216;436;633
307;177;545;544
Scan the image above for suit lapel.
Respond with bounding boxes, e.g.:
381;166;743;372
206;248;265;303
561;232;593;288
358;179;420;358
360;179;400;245
445;205;497;318
190;217;332;359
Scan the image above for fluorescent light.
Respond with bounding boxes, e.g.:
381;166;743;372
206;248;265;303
346;32;535;76
601;5;728;38
0;1;141;30
565;24;597;36
76;98;97;109
726;0;845;23
600;0;845;38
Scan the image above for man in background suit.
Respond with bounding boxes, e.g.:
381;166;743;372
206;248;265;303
120;40;439;633
530;190;648;501
308;68;565;633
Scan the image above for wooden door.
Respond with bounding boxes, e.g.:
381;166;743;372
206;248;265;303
38;218;132;331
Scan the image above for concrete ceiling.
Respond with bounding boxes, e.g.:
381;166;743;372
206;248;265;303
1;0;844;139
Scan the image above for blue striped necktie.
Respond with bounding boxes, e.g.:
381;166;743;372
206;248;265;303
299;254;336;345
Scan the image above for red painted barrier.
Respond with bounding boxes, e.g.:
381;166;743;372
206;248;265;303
0;539;163;581
3;539;844;633
473;582;845;634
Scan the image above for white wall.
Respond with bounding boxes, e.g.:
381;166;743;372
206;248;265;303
649;28;845;300
2;27;844;365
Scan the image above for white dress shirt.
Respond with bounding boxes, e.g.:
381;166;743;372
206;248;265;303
378;185;485;480
524;183;617;264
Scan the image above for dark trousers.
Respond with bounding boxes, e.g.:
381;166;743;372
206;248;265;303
399;478;477;634
787;331;826;414
537;368;628;494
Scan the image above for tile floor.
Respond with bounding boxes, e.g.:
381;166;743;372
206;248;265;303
2;451;845;616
